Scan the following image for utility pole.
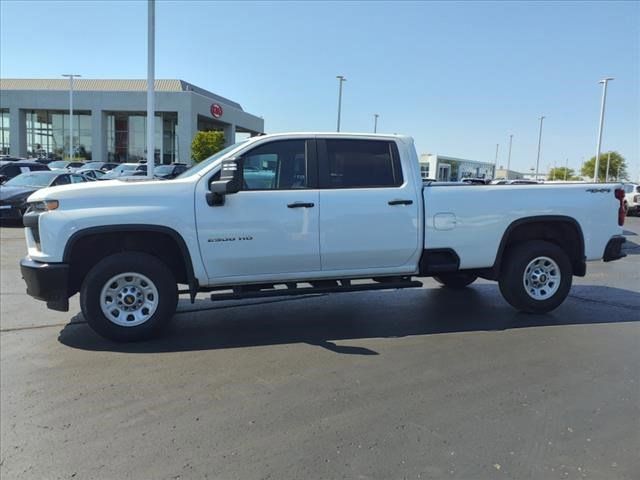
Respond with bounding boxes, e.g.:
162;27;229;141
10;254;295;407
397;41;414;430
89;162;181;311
146;0;156;178
62;74;81;160
535;116;545;181
373;113;379;133
336;75;346;132
507;134;513;171
594;77;614;182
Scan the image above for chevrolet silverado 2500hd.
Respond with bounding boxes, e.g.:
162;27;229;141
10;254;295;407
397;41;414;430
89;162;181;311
20;133;627;341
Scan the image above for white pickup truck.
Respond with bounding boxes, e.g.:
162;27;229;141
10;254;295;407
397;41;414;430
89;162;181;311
20;133;628;341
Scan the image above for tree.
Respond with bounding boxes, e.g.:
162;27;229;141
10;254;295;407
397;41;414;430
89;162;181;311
548;167;578;181
191;131;225;163
581;151;628;181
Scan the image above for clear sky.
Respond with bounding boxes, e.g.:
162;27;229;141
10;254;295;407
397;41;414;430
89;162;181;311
1;0;639;180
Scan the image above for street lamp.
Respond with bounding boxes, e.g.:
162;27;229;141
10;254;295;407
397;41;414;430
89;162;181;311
494;143;500;178
336;75;346;132
373;113;379;133
507;134;513;171
594;77;614;182
147;0;156;178
535;115;545;181
62;74;81;160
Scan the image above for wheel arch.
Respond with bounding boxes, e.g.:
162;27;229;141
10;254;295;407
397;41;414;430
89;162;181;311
493;216;586;277
63;224;198;301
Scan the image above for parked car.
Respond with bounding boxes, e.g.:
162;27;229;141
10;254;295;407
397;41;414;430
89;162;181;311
81;161;119;172
101;163;143;179
19;132;628;342
0;156;27;162
153;163;188;179
47;160;72;170
0;170;87;220
0;160;50;184
77;168;108;181
492;179;539;185
66;161;87;171
623;183;640;216
461;178;489;185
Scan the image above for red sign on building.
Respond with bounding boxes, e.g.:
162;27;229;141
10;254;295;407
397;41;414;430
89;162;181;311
211;103;223;118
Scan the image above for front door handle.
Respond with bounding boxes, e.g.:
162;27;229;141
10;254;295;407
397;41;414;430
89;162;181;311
287;202;315;208
388;199;413;206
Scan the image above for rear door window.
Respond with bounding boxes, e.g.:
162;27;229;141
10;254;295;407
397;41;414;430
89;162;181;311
52;175;71;186
320;139;403;188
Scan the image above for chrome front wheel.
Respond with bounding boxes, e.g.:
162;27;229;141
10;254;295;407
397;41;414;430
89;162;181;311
100;272;159;326
522;256;561;300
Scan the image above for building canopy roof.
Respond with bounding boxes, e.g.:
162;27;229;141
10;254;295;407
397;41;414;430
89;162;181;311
0;78;242;110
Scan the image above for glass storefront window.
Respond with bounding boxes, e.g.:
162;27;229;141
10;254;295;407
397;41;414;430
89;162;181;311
25;110;92;160
0;109;9;154
106;112;177;164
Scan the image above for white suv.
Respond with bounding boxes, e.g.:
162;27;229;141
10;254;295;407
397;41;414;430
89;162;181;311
623;183;639;216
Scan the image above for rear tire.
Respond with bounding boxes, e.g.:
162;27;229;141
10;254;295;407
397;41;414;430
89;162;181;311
80;252;178;342
434;272;477;289
498;240;572;313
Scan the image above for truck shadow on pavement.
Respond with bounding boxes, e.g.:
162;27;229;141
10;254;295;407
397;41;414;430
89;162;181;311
58;284;640;355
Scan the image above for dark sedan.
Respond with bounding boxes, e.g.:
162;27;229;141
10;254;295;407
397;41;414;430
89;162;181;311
0;171;88;220
0;160;50;184
153;163;188;179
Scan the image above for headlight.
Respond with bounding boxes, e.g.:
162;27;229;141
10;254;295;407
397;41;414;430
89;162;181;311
27;200;59;213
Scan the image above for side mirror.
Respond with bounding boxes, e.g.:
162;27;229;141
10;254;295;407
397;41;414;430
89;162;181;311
0;175;7;185
206;158;242;206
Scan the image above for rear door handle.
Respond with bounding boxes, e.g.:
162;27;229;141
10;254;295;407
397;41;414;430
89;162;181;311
388;199;413;206
287;202;315;208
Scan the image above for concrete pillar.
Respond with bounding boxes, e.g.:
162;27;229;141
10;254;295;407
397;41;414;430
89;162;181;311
91;109;106;162
9;108;26;157
223;123;236;147
177;109;195;165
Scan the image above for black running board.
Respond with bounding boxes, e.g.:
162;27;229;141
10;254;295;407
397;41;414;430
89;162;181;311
209;279;423;302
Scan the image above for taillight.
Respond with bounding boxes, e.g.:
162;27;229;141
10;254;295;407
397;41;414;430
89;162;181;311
615;188;625;226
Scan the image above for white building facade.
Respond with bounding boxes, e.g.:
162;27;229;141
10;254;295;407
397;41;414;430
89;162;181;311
0;78;264;164
419;154;495;181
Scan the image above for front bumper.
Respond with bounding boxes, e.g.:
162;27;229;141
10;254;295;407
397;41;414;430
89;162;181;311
603;235;626;263
20;257;70;311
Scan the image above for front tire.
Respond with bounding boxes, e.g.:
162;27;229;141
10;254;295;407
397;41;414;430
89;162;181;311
80;252;178;342
498;240;572;313
434;272;478;289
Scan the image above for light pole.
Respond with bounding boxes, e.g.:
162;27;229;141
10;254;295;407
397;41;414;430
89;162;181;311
373;113;379;133
147;0;156;178
62;74;81;160
507;134;513;171
336;75;346;132
535;115;545;181
564;158;569;181
594;77;614;182
605;152;611;182
494;143;500;178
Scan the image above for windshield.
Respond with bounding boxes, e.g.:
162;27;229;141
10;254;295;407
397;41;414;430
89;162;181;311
176;140;250;179
83;161;103;169
48;161;69;169
4;172;57;187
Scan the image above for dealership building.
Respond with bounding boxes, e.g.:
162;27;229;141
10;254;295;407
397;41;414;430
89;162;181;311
0;78;264;164
419;153;496;181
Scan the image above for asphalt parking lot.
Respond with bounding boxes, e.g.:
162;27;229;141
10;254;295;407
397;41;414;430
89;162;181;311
1;219;639;480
